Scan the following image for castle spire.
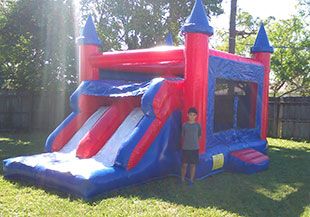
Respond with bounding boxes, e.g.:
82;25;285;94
181;0;213;35
251;23;274;53
77;15;102;46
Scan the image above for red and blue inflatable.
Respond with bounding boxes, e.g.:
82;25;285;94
3;0;273;200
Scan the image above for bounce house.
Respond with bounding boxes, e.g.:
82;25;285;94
3;0;273;200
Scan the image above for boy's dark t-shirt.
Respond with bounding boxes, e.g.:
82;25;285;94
182;122;201;150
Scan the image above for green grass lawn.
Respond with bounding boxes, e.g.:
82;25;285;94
0;132;309;217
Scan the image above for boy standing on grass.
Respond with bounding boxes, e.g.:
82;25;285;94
181;107;201;186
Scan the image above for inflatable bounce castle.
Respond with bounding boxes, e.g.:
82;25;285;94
3;0;273;200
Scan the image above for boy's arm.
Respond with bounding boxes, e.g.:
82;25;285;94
180;124;185;149
182;123;185;137
198;124;202;139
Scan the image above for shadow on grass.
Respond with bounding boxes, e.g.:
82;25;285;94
0;132;46;174
103;144;310;217
1;133;309;217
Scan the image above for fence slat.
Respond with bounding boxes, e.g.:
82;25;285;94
0;91;71;132
269;97;310;141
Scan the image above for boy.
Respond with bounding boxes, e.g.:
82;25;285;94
181;107;201;186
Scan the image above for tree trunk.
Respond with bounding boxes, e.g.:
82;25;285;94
229;0;237;54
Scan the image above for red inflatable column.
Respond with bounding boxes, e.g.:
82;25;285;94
250;24;274;140
181;0;214;154
253;53;271;139
76;15;102;82
183;33;210;154
79;45;100;81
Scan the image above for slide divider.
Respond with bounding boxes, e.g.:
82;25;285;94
51;112;93;152
76;97;140;159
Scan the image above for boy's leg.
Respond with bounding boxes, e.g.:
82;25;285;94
189;164;196;182
181;163;187;182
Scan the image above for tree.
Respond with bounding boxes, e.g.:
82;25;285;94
0;0;222;90
79;0;224;51
216;9;272;56
0;0;77;91
216;3;309;97
268;0;309;97
228;0;237;53
269;16;309;97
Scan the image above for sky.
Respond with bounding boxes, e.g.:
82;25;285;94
212;0;299;30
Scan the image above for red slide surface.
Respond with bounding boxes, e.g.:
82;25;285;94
51;95;109;152
76;97;139;159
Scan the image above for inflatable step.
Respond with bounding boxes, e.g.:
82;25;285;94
228;148;269;174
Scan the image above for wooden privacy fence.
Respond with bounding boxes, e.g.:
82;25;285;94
0;91;309;140
268;97;310;141
0;91;71;132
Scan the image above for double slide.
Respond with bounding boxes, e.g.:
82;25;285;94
3;78;183;199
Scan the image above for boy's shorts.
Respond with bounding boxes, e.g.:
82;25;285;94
182;149;199;164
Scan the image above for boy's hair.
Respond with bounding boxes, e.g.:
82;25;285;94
188;107;198;114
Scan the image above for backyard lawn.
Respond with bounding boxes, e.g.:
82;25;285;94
0;132;309;217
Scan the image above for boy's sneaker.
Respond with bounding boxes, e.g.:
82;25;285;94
188;181;194;187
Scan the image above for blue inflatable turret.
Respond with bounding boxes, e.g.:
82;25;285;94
251;23;274;53
77;15;102;46
251;23;273;140
181;0;213;35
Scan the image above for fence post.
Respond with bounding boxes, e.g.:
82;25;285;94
271;98;278;137
277;98;284;138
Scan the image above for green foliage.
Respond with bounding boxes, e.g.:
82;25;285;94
0;133;309;216
269;16;310;97
79;0;224;51
216;5;309;97
0;0;223;90
0;0;77;91
216;9;274;56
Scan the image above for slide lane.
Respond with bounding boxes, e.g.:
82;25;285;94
93;108;144;166
49;95;109;152
76;98;140;159
112;79;183;171
59;106;109;154
51;112;94;152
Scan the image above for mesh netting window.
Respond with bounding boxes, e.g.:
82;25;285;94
214;78;257;133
